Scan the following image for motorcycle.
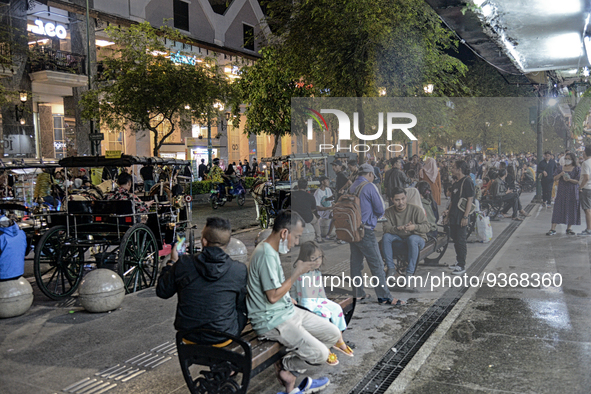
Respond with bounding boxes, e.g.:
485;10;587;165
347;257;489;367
210;178;246;209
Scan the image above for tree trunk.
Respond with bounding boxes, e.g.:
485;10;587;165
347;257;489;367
272;133;280;157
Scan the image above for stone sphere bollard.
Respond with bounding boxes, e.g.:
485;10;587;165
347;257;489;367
300;223;316;244
255;229;272;247
0;277;33;318
79;269;125;313
226;237;248;264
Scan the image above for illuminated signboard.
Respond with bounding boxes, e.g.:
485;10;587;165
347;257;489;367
168;51;200;66
29;20;68;40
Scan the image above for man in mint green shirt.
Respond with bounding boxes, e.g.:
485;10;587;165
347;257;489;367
247;210;340;394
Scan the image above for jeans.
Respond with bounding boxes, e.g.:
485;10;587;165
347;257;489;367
449;224;468;268
349;229;391;299
260;307;341;374
144;180;155;193
541;180;553;204
382;233;425;275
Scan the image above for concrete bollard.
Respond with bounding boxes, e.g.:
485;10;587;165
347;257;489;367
79;269;125;313
300;223;316;244
226;237;248;264
0;277;33;318
255;229;272;247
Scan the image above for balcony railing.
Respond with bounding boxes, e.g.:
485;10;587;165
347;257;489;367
29;47;87;75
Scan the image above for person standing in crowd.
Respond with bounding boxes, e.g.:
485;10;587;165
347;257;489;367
156;217;248;345
314;175;334;227
246;211;336;394
440;161;452;200
331;160;349;202
578;146;591;235
537;151;557;208
291;179;323;243
408;155;423;176
198;159;208;181
546;152;580;236
384;158;411;205
140;163;155;194
243;159;251;177
349;163;404;305
251;158;259;177
444;161;474;275
338;159;359;196
418;157;442;206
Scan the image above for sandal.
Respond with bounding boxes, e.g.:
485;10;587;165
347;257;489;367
566;229;575;235
378;298;406;306
327;352;339;366
546;230;556;236
357;294;372;303
332;340;354;357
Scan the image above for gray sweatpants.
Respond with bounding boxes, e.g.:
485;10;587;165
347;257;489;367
259;307;341;374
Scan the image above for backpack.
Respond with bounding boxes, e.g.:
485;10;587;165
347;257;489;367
333;181;370;243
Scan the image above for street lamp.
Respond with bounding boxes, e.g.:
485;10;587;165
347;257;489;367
15;91;28;125
207;102;225;164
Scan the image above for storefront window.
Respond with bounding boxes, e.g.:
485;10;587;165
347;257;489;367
53;115;66;159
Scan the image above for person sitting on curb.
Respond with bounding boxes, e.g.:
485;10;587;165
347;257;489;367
382;187;430;289
156;217;248;345
247;210;338;394
491;169;528;221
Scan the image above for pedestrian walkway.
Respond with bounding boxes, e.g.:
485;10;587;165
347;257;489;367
1;194;589;393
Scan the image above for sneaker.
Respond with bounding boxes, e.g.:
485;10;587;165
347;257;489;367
448;262;460;271
578;229;591;236
298;376;330;393
546;230;556;236
451;266;466;275
324;235;336;240
336;239;346;244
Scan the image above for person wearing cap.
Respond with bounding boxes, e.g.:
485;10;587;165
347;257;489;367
348;163;405;306
207;158;225;184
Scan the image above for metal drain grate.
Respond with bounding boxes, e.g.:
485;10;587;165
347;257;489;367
348;204;535;394
61;341;178;393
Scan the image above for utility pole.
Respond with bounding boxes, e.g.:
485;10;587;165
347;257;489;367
534;87;543;203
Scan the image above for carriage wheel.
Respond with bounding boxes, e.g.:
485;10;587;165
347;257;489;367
259;206;269;229
118;224;158;294
34;225;85;300
237;194;246;206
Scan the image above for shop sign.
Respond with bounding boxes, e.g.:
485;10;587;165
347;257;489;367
105;150;122;159
29;20;68;40
168;52;199;66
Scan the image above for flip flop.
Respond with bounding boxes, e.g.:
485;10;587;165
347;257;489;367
327;352;339;366
357;294;372;303
332;341;354;357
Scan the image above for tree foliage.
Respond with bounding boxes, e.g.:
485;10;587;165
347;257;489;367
81;22;230;156
231;47;314;156
263;0;467;97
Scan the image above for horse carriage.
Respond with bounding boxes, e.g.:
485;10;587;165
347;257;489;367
250;154;329;229
29;155;193;300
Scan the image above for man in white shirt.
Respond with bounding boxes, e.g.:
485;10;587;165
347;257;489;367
313;176;334;238
579;147;591;235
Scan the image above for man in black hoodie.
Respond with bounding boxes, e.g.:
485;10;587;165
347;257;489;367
156;217;247;344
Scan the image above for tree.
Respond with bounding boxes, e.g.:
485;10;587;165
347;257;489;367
81;22;229;156
232;47;314;156
264;0;467;98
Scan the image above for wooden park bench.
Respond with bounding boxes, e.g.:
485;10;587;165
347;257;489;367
175;294;356;394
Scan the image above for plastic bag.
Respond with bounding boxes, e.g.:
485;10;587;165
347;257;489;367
476;213;493;243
